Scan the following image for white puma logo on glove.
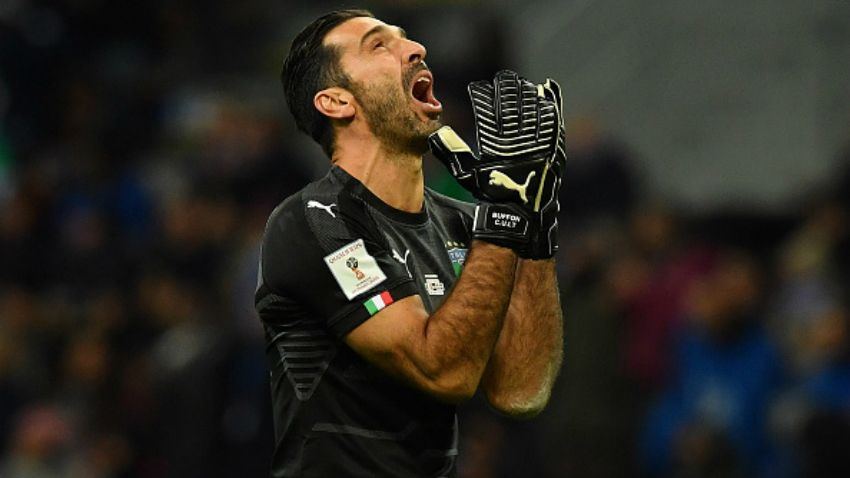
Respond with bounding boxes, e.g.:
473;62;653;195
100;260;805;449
488;170;536;204
307;200;336;218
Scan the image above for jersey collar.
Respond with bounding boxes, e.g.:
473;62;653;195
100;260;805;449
331;166;429;226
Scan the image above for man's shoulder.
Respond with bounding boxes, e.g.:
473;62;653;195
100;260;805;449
264;167;387;261
266;168;348;231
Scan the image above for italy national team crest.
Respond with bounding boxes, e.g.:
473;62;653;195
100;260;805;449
446;241;468;276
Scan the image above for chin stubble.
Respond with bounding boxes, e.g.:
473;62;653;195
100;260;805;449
351;74;437;155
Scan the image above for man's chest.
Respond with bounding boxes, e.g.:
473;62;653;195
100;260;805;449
373;219;469;313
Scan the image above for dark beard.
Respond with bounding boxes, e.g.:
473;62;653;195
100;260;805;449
349;73;439;155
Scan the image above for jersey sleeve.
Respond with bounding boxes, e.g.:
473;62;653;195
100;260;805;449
259;190;418;339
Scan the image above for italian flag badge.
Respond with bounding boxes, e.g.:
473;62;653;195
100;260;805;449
364;291;394;316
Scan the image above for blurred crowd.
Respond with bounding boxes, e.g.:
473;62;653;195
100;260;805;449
2;1;850;477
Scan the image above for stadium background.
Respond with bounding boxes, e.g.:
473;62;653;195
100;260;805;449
2;0;850;476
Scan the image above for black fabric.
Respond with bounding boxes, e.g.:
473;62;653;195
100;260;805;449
256;166;474;477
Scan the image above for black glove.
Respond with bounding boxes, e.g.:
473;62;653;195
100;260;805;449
429;70;566;258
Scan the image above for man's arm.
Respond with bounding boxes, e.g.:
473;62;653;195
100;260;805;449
481;258;563;417
345;241;517;404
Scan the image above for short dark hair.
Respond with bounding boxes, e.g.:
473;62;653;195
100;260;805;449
280;9;375;157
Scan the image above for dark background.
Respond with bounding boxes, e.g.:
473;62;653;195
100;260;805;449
2;1;850;477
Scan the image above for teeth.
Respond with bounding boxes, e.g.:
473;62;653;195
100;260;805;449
416;77;430;84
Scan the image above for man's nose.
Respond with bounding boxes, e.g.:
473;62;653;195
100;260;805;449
404;39;427;65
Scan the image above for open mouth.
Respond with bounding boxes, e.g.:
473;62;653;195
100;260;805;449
409;71;442;115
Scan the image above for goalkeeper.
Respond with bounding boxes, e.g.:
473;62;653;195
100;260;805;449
257;9;564;477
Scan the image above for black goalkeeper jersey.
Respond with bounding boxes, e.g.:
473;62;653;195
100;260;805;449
255;166;474;477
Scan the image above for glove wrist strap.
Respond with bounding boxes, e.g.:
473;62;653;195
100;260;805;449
472;203;531;251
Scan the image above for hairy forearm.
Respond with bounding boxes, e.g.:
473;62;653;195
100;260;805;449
482;258;563;417
415;240;517;398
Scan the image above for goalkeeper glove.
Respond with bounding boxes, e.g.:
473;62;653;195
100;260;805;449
429;70;566;258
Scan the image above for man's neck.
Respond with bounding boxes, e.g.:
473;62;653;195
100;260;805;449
333;136;425;214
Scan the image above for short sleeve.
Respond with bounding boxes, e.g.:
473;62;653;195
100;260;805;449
259;190;417;338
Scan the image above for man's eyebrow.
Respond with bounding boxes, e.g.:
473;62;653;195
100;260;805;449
360;25;407;47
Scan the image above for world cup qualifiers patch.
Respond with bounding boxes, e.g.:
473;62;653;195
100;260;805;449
324;239;387;300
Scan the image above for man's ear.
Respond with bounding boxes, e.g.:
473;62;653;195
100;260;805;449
314;87;355;120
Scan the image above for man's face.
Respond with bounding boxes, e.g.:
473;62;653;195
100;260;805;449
323;17;443;153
